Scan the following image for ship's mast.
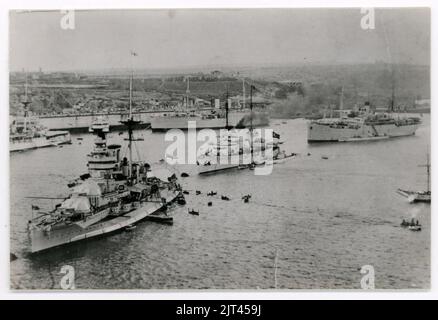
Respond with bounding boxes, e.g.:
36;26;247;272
224;88;231;156
23;72;30;132
129;68;133;118
427;154;430;193
242;78;246;109
225;88;229;130
24;73;28;102
186;76;190;108
250;85;254;164
381;14;395;114
391;83;395;113
419;151;431;192
128;70;133;177
390;67;395;113
120;51;141;183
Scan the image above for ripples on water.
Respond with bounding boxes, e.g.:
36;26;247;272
10;117;430;289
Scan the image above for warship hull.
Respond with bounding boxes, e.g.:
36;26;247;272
10;139;38;152
30;190;179;253
198;163;240;174
10;132;71;152
151;111;269;131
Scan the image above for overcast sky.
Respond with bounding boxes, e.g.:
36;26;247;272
9;8;430;72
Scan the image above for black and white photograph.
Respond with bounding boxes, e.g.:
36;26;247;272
7;7;431;291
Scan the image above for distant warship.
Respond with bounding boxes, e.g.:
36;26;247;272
10;75;71;152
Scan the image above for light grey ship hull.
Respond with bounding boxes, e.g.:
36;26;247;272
198;163;240;174
151;111;269;131
307;122;420;142
10;132;71;152
30;190;179;253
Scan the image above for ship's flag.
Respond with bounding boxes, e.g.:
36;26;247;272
31;205;40;210
273;131;280;139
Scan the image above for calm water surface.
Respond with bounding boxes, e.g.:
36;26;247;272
10;116;430;289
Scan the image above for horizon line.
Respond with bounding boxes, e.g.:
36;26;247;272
9;61;431;74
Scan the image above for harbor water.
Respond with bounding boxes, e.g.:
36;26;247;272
10;116;430;289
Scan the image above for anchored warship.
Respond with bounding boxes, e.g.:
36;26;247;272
10;75;71;152
28;71;182;253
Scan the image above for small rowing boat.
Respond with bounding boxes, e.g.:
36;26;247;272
188;209;199;215
408;225;422;232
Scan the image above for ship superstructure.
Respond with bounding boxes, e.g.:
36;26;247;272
89;115;110;133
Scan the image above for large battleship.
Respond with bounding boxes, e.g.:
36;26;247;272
28;72;182;253
307;102;421;143
10;79;71;152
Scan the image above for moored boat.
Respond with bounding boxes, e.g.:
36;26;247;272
408;225;422;231
397;152;431;203
308;105;421;143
